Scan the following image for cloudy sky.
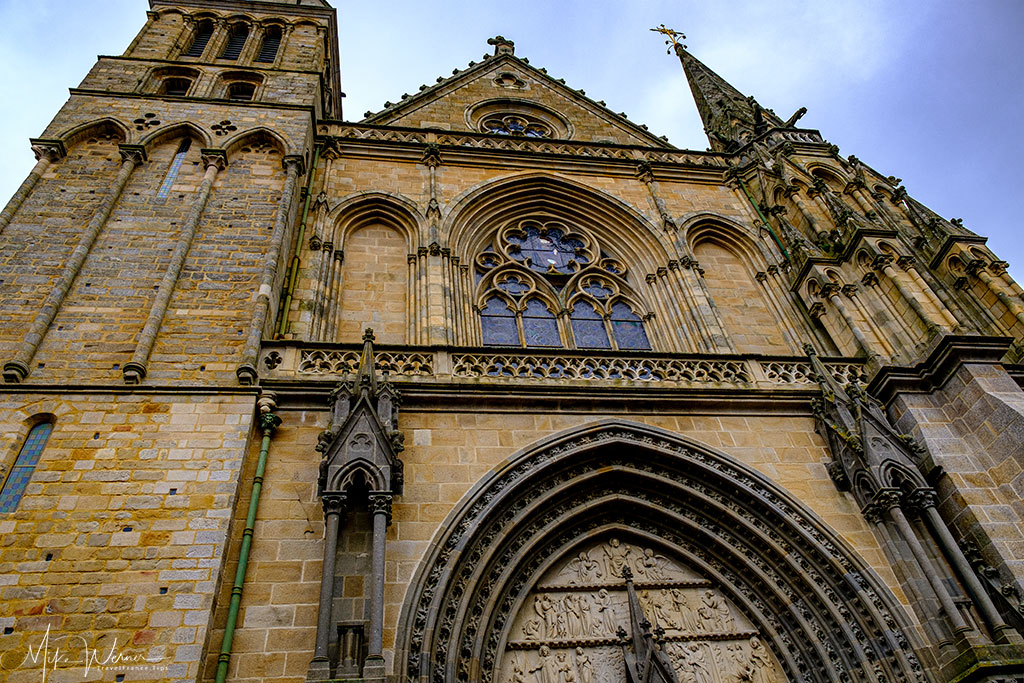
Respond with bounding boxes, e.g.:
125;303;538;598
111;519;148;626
1;1;1022;278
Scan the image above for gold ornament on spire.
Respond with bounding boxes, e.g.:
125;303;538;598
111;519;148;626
650;24;686;54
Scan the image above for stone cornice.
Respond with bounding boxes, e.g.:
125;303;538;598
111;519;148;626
867;334;1013;407
66;88;315;114
93;54;324;77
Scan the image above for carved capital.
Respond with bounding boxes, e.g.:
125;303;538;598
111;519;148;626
645;273;657;284
118;144;147;166
368;492;393;524
965;258;988;277
904;488;938;513
655;266;667;278
820;283;842;299
862;503;885;525
989;260;1010;276
954;276;970;291
333;248;344;263
282;154;305;175
808;301;826;320
841;284;859;297
861;272;879;287
872;489;902;512
29;138;66;162
869;254;893;272
667;259;680;271
199;148;228;171
767;264;780;276
755;271;768;283
896;255;917;271
322;493;347;516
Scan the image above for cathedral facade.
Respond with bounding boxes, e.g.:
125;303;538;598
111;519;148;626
2;2;1024;683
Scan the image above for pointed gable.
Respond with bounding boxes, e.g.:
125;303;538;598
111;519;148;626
362;37;672;148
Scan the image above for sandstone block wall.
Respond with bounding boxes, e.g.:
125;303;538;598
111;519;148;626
0;390;256;683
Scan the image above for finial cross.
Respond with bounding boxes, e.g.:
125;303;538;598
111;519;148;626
650;24;686;53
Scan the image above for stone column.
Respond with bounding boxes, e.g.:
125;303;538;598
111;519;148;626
3;144;144;383
910;490;1019;644
124;150;226;383
309;493;346;680
877;492;973;638
872;254;950;334
967;259;1024;328
364;492;392;678
0;139;65;237
237;154;303;385
820;282;879;362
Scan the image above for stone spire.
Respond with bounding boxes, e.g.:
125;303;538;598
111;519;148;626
673;44;782;153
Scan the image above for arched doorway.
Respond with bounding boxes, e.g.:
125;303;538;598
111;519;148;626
397;421;931;683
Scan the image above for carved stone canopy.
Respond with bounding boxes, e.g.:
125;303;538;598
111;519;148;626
805;344;928;508
317;329;404;497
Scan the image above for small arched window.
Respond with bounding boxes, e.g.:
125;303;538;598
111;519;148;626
0;421;54;513
219;23;249;60
227;82;256;101
162;78;192;96
183;20;214;58
255;25;282;63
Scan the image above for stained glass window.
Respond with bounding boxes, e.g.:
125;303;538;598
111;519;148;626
480;297;519;346
0;422;53;513
481;114;551;138
157;138;191;200
570;302;611;349
507;226;586;275
522;299;561;347
610;302;651;350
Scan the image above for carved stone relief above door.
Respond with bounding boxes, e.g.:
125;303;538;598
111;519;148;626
498;535;783;683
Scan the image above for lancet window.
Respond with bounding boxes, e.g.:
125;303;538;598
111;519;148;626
476;219;651;350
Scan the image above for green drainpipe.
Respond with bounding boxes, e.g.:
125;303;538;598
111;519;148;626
738;177;789;261
215;410;281;683
276;143;323;337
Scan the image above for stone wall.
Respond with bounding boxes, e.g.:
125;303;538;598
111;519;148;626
0;390;256;683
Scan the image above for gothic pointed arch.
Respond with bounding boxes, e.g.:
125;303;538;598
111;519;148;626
448;173;666;349
445;172;670;276
139;121;213;152
396;420;931;683
308;193;420;344
56;118;130;150
221;126;293;158
685;218;799;354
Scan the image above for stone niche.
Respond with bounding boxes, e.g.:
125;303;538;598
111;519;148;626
497;534;784;683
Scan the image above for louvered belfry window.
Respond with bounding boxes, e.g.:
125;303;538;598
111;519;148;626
183;20;213;58
255;26;282;63
219;23;249;61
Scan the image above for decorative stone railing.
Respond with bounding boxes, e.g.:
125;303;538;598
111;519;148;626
260;344;865;390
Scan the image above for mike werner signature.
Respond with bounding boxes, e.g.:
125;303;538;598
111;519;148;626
0;625;165;681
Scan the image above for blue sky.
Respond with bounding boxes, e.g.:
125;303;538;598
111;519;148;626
1;1;1022;279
